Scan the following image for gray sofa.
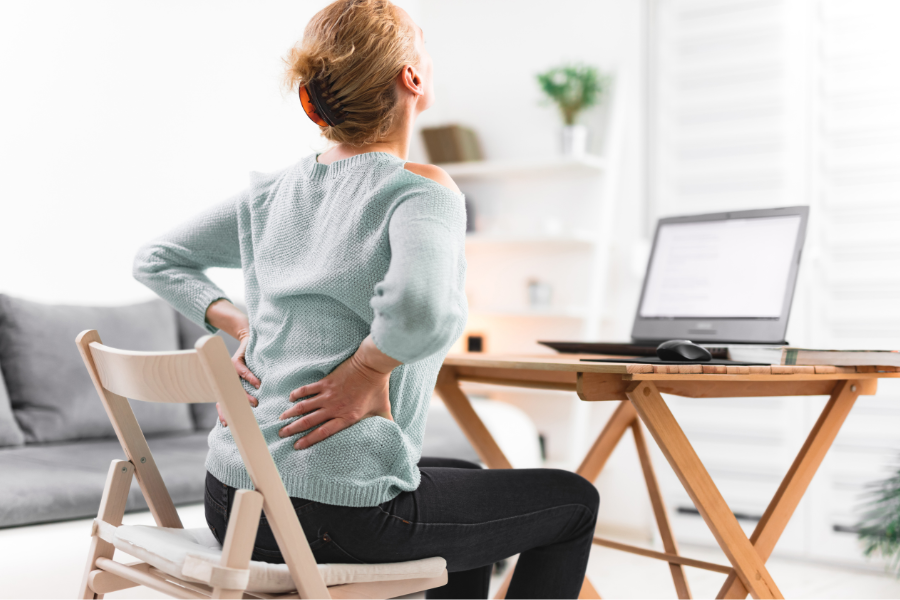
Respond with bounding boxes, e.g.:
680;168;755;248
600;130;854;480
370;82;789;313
0;294;478;529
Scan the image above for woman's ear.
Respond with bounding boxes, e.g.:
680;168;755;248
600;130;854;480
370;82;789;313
399;64;424;97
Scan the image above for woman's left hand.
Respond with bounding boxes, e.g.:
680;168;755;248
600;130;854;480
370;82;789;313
216;333;260;427
278;337;398;449
203;299;260;428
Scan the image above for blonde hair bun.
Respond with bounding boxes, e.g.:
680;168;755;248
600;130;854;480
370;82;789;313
283;0;418;146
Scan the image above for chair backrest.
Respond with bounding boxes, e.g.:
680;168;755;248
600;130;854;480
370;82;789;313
75;329;329;599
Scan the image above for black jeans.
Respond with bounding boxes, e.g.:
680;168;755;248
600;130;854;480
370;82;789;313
205;457;599;599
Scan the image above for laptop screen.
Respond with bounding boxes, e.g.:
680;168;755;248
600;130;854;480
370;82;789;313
639;214;803;320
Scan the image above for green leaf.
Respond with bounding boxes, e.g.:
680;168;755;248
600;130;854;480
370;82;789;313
856;458;900;576
536;63;607;125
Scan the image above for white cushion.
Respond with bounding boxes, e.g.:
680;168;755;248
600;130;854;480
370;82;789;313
108;524;446;593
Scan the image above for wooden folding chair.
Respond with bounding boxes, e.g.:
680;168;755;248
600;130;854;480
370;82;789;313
75;329;448;599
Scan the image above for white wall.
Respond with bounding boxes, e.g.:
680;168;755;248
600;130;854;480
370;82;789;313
0;0;421;305
1;0;645;313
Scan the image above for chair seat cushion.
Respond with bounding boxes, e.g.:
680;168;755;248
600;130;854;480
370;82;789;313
110;524;446;593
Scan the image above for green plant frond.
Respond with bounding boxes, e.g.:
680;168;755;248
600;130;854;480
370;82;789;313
856;459;900;576
536;63;607;125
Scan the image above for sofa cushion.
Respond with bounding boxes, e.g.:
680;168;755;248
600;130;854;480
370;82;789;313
0;295;193;443
0;359;25;447
175;310;241;431
0;431;210;528
0;402;482;529
420;401;480;465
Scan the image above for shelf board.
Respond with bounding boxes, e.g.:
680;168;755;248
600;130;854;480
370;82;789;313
469;307;590;320
439;155;605;180
465;233;596;249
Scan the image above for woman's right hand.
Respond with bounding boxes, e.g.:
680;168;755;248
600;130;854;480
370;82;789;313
277;335;401;448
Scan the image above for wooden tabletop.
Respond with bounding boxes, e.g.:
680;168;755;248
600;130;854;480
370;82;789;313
443;353;900;382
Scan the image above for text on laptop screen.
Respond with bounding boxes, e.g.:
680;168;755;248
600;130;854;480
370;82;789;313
639;215;802;319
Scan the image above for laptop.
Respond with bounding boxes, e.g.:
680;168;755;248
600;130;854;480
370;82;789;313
539;206;810;359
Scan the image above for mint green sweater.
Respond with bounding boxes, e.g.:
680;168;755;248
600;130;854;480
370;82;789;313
133;152;468;507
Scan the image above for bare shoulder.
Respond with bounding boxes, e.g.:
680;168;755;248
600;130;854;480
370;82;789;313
403;162;461;194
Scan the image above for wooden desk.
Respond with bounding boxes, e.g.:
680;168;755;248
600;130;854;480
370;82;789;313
434;354;900;600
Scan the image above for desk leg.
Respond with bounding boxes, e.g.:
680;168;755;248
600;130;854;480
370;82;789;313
717;379;862;599
627;381;783;600
435;368;513;470
576;401;637;482
632;420;692;599
574;401;690;598
434;367;599;599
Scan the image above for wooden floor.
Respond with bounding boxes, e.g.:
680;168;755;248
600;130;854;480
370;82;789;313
2;503;898;599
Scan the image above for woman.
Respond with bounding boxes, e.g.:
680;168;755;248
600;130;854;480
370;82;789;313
133;1;598;597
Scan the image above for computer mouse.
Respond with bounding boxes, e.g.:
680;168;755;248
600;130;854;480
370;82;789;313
656;339;712;362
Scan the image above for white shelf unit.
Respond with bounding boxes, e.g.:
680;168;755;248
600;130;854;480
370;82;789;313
448;82;627;478
453;153;620;355
440;155;605;179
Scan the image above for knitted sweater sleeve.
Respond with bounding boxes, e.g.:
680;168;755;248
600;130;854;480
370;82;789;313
132;189;247;335
369;185;467;364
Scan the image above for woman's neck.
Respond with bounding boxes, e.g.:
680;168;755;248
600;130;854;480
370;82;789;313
317;103;417;165
318;140;406;165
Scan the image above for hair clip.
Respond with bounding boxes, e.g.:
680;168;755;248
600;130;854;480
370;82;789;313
299;79;347;127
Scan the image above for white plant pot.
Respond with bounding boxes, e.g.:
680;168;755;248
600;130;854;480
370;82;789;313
560;124;589;157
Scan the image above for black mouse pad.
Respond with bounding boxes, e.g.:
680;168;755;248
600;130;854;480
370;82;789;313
579;357;769;366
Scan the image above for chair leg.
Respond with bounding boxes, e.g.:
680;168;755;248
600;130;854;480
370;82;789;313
212;489;264;599
493;567;513;599
79;460;135;599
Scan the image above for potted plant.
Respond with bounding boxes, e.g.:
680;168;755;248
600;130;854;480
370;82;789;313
536;63;607;157
857;461;900;574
